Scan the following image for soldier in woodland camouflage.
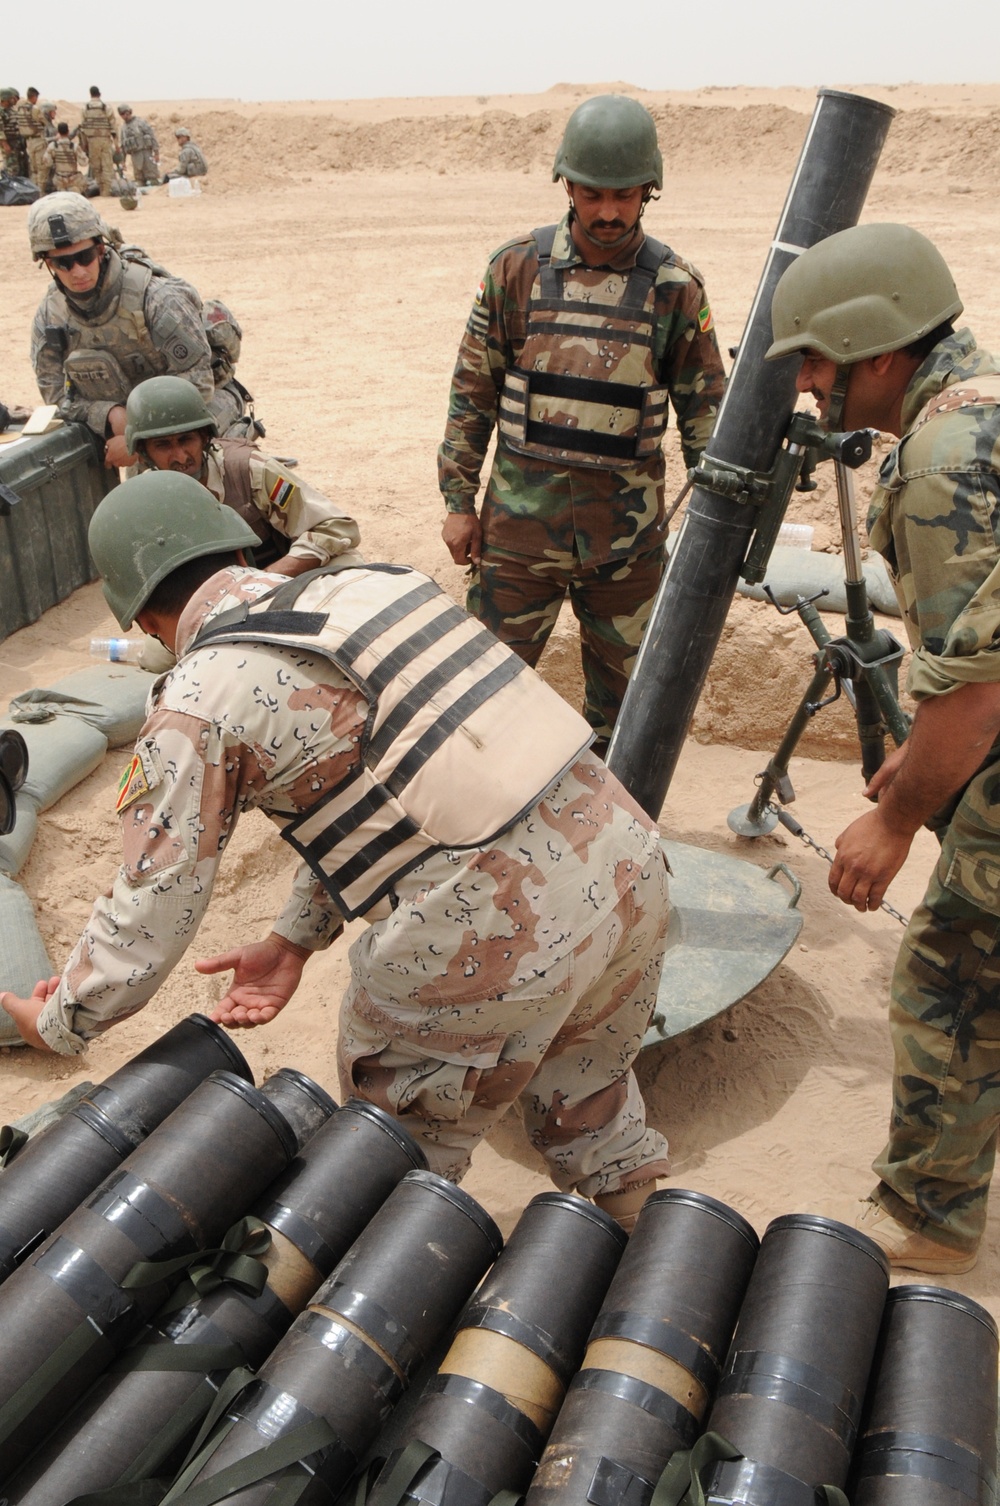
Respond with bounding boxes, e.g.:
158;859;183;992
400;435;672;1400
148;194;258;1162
439;94;725;746
768;222;1000;1275
0;473;671;1228
0;88;28;177
78;86;118;195
117;105;159;185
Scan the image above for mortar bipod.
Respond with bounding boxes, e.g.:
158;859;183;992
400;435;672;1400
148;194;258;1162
729;452;911;839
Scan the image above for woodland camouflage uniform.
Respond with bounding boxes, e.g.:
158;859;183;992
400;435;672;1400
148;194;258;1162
866;328;1000;1252
439;213;724;740
32;562;671;1197
13;97;47;186
0;94;27;176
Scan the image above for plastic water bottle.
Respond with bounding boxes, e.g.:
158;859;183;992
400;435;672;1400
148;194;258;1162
776;521;814;550
90;637;144;664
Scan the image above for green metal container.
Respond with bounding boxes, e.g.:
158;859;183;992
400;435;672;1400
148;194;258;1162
0;425;118;643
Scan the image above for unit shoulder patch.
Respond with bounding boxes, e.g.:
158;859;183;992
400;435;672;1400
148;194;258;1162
116;741;162;815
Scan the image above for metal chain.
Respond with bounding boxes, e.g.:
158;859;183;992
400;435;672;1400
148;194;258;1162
766;803;910;927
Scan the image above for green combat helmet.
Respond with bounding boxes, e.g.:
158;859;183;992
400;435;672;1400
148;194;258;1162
27;191;110;259
767;223;963;364
89;471;259;627
0;87;19;103
552;94;663;190
125;376;218;456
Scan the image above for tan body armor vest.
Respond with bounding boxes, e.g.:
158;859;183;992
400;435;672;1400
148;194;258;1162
56;261;176;403
191;564;592;919
48;140;80;177
214;439;286;567
80;101;114;139
497;225;671;471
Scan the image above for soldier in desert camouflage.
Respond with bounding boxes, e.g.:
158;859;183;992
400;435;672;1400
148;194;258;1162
117;104;160;186
768;223;1000;1276
0;473;671;1230
439;94;725;749
14;87;48;187
44;122;86;194
78;85;118;195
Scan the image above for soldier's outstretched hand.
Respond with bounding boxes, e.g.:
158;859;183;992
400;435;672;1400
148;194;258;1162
198;934;310;1028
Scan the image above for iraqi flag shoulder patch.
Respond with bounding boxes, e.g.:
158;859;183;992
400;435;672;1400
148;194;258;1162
116;751;150;815
268;476;296;511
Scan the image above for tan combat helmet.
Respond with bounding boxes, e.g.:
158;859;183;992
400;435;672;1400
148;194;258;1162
552;94;663;190
174;126;191;140
767;223;963;365
117;104;133;117
27;191;111;259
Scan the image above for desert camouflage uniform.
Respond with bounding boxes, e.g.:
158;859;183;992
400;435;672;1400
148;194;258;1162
78;99;118;194
198;439;363;569
866;329;1000;1252
167;140;207;179
439;212;724;739
120;113;159;185
13;99;47;187
43;135;86;194
33;564;671;1197
31;248;219;441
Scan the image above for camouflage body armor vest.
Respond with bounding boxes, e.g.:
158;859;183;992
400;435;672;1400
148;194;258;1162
55;259;175;403
497;224;671;471
80;101;113;139
191;564;592;918
48;139;80;179
214;438;287;568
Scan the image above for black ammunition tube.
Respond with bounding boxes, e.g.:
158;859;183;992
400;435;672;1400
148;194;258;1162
169;1171;502;1506
850;1284;999;1505
608;88;896;817
0;1071;297;1481
526;1189;759;1506
3;1101;427;1504
257;1067;338;1149
370;1193;628;1506
0;1014;251;1284
702;1213;889;1502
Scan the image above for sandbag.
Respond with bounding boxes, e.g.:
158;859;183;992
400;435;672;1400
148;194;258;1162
8;664;152;747
0;873;55;1045
0;796;39;878
737;546;899;617
0;714;108;811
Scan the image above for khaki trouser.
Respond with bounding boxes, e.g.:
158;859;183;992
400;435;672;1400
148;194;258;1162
84;136;115;194
26;135;47;187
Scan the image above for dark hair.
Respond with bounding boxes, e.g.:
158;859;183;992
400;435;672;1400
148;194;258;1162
903;320;955;364
57;121;69;136
89;86;101;97
27;87;39;98
144;551;242;618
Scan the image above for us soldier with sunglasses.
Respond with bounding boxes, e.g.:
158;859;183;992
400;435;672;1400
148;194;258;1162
28;192;230;469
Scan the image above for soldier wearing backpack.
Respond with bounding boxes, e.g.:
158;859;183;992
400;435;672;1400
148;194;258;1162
28;191;253;467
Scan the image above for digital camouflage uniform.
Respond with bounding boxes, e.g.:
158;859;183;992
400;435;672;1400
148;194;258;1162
43;135;86;194
13;99;47;187
31;248;221;442
78;99;118;194
120;114;159;185
439;212;724;740
866;329;1000;1252
167;140;207;179
32;564;671;1196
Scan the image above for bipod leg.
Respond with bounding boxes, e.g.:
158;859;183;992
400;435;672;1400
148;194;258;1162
728;658;835;837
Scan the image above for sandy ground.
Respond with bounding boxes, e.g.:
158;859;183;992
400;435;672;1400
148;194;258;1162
2;83;1000;1321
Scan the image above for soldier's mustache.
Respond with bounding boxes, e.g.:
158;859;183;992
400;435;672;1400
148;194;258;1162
593;219;626;230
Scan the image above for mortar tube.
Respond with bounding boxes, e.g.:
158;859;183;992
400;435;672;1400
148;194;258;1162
607;89;896;819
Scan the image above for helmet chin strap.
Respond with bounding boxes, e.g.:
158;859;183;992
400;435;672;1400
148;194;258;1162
825;363;852;431
568;200;644;253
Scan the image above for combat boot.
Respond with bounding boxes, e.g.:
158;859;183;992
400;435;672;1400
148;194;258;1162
855;1196;978;1274
593;1178;664;1235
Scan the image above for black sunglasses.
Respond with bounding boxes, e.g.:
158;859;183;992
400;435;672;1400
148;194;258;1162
46;244;102;272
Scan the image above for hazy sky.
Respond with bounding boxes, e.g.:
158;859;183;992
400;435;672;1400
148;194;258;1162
8;0;999;102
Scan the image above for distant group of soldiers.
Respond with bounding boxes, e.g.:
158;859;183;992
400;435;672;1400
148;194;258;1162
0;84;207;197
